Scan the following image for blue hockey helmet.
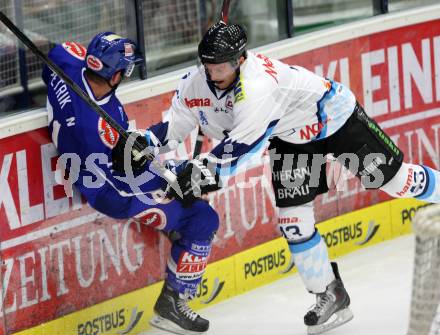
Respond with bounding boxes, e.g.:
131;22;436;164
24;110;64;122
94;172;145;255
86;32;143;80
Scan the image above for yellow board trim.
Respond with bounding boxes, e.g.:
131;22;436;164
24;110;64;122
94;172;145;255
14;198;428;335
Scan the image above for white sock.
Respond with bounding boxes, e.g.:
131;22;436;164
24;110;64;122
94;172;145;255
288;230;335;293
381;162;440;203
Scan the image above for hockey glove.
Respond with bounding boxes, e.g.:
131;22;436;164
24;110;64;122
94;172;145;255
112;131;152;173
169;158;221;207
164;159;189;176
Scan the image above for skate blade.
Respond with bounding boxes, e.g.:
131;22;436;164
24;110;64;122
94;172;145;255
149;314;207;335
307;307;353;335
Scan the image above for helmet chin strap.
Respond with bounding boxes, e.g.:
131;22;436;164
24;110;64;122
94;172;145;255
109;81;120;91
107;71;123;92
99;79;118;96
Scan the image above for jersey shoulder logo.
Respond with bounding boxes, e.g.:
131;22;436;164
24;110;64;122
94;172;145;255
62;42;87;61
233;75;246;103
97;117;119;149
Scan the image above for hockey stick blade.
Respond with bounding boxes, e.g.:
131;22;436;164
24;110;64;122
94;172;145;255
0;11;182;197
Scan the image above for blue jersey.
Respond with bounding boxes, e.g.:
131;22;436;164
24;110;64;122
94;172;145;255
42;42;163;217
41;42;222;299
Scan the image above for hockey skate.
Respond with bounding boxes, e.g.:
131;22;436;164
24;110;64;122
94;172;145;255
304;263;353;335
150;284;209;335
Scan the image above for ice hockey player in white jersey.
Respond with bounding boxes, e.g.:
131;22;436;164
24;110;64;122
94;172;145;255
146;22;440;334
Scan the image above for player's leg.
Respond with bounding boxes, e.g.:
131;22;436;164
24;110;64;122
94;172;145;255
150;200;219;335
269;139;353;335
278;203;335;293
134;198;219;335
90;186;218;335
380;162;440;203
330;102;440;204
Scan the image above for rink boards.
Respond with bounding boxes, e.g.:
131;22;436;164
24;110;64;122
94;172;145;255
12;197;428;335
1;4;440;335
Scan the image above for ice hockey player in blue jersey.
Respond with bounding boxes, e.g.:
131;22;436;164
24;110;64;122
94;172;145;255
145;22;440;335
42;32;218;335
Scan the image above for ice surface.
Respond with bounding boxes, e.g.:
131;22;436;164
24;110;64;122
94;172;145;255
146;235;414;335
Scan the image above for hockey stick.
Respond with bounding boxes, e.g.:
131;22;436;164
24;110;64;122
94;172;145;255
193;129;205;159
220;0;231;23
0;11;182;196
193;0;232;159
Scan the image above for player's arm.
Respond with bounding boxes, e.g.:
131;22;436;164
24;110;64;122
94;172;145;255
171;87;282;206
144;78;198;153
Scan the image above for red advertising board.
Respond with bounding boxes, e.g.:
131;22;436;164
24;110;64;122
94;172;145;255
0;18;439;334
300;20;440;221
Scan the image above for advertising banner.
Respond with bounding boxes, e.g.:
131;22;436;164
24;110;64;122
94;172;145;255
12;198;424;335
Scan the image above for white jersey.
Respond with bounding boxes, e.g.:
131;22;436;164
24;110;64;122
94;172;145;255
147;51;356;175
